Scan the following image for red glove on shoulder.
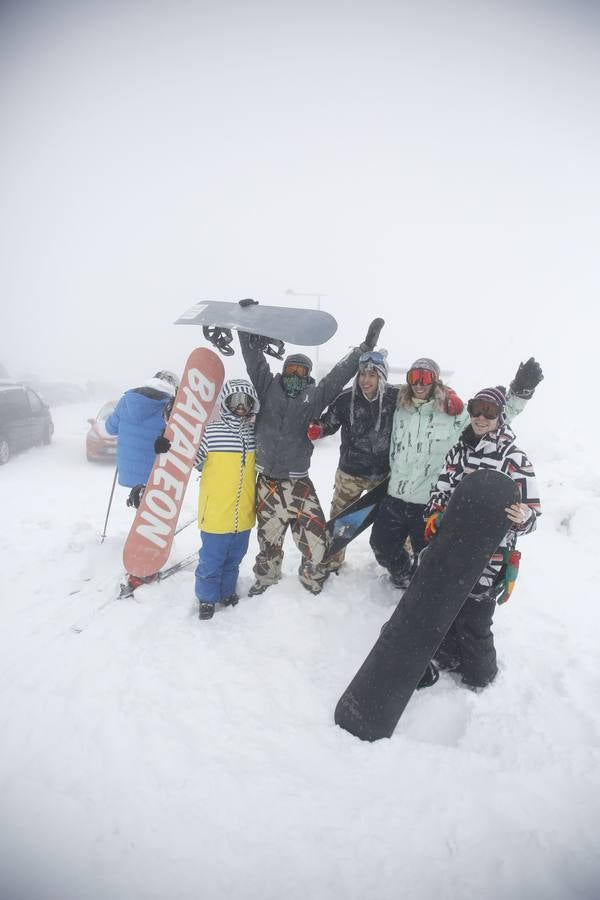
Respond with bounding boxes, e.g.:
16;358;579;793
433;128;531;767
445;389;464;416
307;422;323;441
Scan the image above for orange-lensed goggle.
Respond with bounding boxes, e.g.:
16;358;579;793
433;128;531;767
467;399;501;419
284;363;310;378
407;368;435;386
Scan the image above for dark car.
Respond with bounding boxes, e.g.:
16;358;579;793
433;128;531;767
0;381;54;465
86;401;118;462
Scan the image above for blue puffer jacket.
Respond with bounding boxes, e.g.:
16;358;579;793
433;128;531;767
105;388;171;487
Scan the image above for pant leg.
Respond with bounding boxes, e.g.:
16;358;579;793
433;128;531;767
453;595;498;687
220;530;251;600
252;475;289;588
369;495;412;582
405;501;427;576
327;470;379;571
195;532;228;604
288;477;330;593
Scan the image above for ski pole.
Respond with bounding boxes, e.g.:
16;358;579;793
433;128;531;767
101;467;118;543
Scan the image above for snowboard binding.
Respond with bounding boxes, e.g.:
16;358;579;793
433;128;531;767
247;334;285;360
202;326;235;356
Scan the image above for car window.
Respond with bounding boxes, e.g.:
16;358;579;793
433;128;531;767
27;390;44;413
0;389;29;417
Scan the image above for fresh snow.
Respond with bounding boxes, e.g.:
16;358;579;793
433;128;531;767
0;400;598;900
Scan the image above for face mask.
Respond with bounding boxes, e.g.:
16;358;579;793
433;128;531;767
282;373;307;397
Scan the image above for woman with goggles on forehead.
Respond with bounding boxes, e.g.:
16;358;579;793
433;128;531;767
422;386;541;689
370;356;543;590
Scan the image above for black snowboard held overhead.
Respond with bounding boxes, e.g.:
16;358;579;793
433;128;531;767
325;477;390;560
334;469;519;742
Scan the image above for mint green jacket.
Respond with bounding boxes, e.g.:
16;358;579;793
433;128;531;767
388;386;527;505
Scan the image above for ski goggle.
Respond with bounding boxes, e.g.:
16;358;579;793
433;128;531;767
407;368;435;386
467;399;501;419
226;392;253;410
284;362;310;378
359;350;386;368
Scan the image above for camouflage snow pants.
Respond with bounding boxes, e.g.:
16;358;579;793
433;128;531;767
327;469;382;572
253;474;330;594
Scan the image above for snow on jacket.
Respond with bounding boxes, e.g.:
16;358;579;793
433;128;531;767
388;383;527;505
425;422;541;560
194;379;259;534
239;332;362;480
319;382;399;480
105;386;172;487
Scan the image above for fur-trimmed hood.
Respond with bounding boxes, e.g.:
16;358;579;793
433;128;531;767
396;381;451;412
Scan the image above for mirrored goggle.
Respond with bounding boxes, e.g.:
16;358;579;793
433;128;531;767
467;399;501;419
284;363;310;378
407;368;435;386
226;392;253;409
359;350;386;367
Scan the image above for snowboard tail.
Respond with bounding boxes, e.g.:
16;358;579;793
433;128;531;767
325;477;390;559
334;469;519;741
122;348;224;577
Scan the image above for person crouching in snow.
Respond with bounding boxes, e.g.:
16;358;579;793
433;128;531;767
423;386;541;689
192;379;259;620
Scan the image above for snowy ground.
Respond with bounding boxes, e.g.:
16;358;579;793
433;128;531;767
0;401;598;900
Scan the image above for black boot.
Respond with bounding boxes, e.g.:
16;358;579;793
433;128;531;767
221;593;239;607
199;602;215;620
416;662;439;690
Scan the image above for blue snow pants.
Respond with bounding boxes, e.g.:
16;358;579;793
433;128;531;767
195;530;251;604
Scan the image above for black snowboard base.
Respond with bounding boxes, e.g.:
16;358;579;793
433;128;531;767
334;468;519;742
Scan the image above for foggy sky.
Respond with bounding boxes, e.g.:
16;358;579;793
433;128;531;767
1;0;599;407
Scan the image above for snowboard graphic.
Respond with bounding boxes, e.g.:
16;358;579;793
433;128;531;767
123;348;225;578
175;299;337;356
325;477;390;560
334;469;519;742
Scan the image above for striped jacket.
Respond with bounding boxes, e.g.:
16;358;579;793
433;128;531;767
194;380;259;534
425;423;541;594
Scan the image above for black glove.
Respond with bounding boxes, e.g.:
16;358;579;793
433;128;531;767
126;484;145;509
510;357;544;398
360;317;385;352
154;435;171;454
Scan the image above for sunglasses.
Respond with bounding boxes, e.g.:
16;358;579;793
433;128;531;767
467;399;501;419
284;363;310;378
407;368;435;386
226;392;252;409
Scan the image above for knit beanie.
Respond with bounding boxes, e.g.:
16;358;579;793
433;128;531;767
471;386;506;410
408;357;440;380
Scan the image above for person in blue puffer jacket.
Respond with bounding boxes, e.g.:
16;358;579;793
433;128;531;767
104;370;179;503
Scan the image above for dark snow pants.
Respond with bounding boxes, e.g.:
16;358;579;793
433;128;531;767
369;495;427;584
435;595;498;688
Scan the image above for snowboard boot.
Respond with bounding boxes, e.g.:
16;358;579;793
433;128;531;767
391;573;411;590
416;662;439;690
125;572;159;594
221;593;239;608
198;602;215;620
248;582;271;597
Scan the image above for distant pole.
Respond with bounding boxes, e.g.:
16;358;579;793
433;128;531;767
100;467;118;543
285;288;327;376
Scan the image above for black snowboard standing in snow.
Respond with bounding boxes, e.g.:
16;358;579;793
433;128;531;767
334;469;519;742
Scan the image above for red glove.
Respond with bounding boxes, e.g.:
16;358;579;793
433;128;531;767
445;389;464;416
307;422;323;441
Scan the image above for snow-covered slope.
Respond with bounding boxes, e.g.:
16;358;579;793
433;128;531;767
0;401;598;900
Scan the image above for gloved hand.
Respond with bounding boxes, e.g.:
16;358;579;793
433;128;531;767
510;357;544;398
307;422;323;441
360;317;385;352
445;389;464;416
424;510;443;541
154;435;171;454
126;484;145;509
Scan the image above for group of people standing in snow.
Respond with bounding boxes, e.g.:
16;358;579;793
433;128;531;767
107;315;543;691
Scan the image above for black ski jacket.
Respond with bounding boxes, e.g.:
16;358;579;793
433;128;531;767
239;332;361;480
319;383;399;480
